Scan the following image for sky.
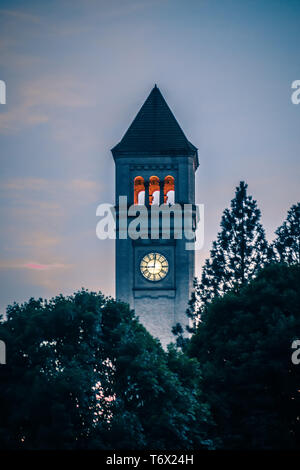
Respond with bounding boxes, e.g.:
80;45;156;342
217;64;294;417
0;0;299;313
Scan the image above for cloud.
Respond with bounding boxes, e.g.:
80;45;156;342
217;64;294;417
0;260;68;270
21;233;61;249
0;75;94;134
0;104;48;133
25;262;66;270
0;177;101;273
0;37;17;52
21;76;93;109
9;202;64;220
52;24;94;36
0;9;41;24
0;15;43;69
0;178;50;191
0;177;99;198
67;179;98;192
0;7;95;47
86;0;167;21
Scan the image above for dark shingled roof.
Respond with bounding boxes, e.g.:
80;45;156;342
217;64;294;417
111;85;198;159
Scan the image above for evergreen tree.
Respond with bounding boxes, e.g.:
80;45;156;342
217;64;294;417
191;181;268;317
272;203;300;265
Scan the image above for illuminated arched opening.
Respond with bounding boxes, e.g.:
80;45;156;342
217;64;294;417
164;175;175;204
149;176;160;205
134;176;145;205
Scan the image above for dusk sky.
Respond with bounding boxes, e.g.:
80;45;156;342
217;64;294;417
0;0;299;313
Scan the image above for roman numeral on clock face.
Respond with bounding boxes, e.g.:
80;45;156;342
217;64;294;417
140;252;169;281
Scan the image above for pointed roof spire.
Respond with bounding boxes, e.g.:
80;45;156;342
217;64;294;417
112;86;198;163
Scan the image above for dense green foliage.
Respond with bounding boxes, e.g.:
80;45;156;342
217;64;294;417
188;263;300;449
0;291;213;450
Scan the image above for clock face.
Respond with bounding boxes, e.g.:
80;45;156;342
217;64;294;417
140;252;169;281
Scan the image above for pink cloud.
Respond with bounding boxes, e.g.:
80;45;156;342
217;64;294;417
25;263;48;270
25;262;65;270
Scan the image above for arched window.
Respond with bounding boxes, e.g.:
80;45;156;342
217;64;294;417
164;175;175;204
149;176;160;205
134;176;145;205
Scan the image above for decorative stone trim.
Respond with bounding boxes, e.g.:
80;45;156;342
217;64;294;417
129;164;178;171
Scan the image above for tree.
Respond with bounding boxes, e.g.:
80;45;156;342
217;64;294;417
190;181;268;318
0;290;213;450
272;203;300;265
188;263;300;449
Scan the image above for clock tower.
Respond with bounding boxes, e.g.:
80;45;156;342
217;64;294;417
111;85;199;348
